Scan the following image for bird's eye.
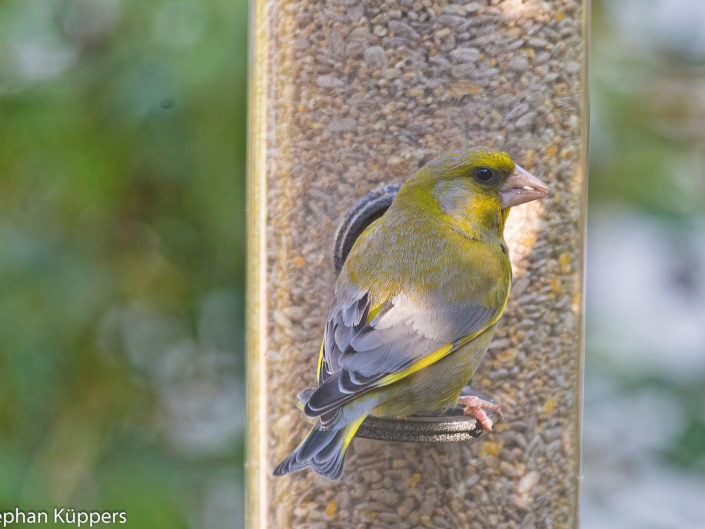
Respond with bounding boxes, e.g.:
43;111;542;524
474;167;497;184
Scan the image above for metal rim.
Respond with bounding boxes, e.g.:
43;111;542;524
333;185;400;275
357;406;500;443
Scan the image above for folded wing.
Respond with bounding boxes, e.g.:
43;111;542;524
305;288;500;422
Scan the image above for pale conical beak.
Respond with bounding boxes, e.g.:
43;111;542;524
499;165;550;208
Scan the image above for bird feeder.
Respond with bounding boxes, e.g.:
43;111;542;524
247;0;587;527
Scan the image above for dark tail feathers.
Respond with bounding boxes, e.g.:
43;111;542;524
273;419;362;480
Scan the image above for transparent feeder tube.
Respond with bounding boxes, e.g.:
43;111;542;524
247;0;588;527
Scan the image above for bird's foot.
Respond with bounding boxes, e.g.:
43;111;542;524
457;395;504;432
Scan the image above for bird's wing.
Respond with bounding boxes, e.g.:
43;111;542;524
305;288;503;419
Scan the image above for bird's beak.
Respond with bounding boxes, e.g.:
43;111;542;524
499;165;550;208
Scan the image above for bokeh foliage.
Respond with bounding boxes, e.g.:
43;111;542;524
0;0;248;527
590;0;705;218
589;0;705;477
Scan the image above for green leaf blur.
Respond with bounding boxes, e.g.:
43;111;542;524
0;0;247;527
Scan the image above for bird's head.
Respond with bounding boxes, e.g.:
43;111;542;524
401;148;550;239
417;149;549;210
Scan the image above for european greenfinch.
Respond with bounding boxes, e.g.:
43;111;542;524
274;149;549;479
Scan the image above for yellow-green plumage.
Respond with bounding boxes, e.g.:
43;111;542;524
274;149;548;480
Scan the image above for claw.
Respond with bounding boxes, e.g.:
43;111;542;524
457;395;503;431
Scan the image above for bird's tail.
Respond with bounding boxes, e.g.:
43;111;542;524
273;416;365;480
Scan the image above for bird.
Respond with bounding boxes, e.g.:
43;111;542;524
273;149;549;480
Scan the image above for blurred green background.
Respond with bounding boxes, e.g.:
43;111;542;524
0;0;247;527
0;0;703;528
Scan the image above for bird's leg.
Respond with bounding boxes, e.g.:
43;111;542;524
457;395;504;431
